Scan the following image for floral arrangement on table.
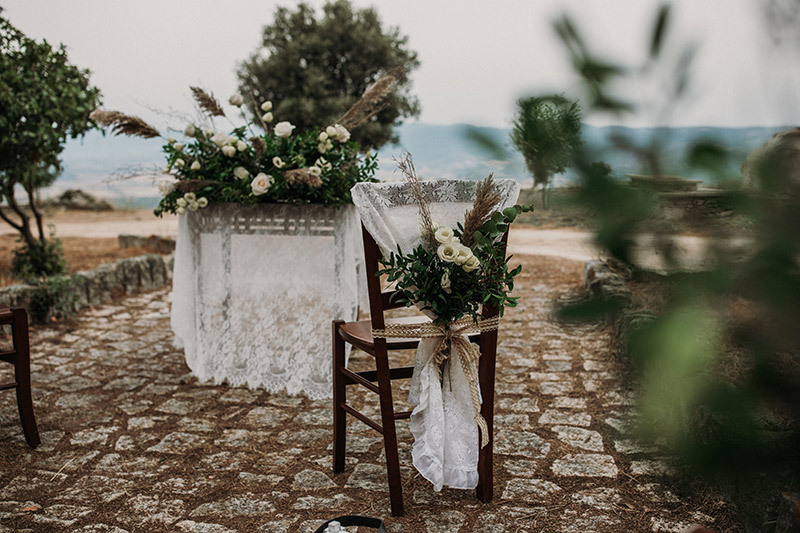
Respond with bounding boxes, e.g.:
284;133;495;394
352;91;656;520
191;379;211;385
379;156;532;328
90;83;393;216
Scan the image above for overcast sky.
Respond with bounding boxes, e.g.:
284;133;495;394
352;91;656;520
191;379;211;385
3;0;798;130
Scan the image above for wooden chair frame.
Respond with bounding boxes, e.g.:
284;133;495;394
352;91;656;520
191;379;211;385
332;224;506;516
0;306;40;448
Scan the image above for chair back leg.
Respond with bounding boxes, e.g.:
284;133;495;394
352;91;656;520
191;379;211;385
12;308;40;448
332;321;347;473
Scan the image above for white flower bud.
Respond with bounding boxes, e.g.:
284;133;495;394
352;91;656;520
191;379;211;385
184;124;196;137
176;198;187;207
174;158;185;168
261;112;273;123
236;140;247;152
228;93;244;106
211;132;228;147
176;206;187;215
174;142;185;152
184;192;196;202
233;166;250;180
272;156;285;168
260;101;272;112
190;160;201;171
221;145;236;157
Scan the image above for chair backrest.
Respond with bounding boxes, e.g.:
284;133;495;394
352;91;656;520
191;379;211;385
359;222;510;331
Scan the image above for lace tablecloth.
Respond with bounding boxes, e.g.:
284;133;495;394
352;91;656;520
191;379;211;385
170;203;363;400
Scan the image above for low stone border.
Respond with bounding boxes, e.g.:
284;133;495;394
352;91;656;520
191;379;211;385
0;253;174;317
118;234;176;254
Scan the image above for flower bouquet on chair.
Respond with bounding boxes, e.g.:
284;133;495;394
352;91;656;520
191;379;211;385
369;155;531;491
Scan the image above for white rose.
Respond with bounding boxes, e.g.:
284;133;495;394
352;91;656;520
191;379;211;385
260;100;272;112
236;140;247;152
325;125;338;139
272;156;285;168
233;166;250;180
308;166;322;177
187;201;199;212
157;179;175;196
434;227;455;244
176;206;187;215
228;93;244;106
174;142;185;152
440;271;452;293
455;244;473;265
274;121;295;138
184;192;196;202
184;124;196;137
251;172;273;196
261;112;273;123
319;131;329;142
437;242;459;263
211;132;228;147
174;158;185;168
190;160;201;171
221;145;236;157
176;197;187;207
462;255;481;273
197;197;208;208
335;124;350;142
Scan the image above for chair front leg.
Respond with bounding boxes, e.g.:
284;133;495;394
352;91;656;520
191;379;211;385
332;321;347;473
12;309;39;448
476;326;498;502
374;342;404;517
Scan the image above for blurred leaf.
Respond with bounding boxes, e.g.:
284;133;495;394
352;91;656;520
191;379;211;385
688;141;728;174
649;4;671;58
463;125;509;160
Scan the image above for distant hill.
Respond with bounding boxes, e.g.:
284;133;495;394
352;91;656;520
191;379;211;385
53;123;788;208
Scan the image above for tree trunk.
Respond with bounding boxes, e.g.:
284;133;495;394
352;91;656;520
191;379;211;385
1;186;37;248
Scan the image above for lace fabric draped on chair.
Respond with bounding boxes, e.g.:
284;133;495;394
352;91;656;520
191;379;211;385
351;179;520;491
171;203;364;400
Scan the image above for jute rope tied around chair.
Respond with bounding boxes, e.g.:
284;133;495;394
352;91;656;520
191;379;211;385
371;315;500;448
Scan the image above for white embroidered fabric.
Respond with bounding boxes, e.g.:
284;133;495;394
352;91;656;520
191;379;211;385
171;203;364;401
351;179;520;491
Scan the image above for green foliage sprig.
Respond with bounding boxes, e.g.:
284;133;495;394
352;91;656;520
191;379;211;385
379;204;532;327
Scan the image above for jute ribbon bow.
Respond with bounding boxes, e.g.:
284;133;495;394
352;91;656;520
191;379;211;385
371;315;500;448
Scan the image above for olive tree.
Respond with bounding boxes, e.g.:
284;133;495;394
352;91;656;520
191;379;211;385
237;0;420;149
0;10;101;279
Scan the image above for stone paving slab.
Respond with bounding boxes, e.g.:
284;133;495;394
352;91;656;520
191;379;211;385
0;255;740;532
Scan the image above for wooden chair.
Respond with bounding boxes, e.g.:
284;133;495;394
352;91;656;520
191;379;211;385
0;306;40;448
332;224;506;516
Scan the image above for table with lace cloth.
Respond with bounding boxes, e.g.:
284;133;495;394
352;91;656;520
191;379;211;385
170;203;363;401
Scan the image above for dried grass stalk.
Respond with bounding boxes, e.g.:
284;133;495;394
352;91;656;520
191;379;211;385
174;179;217;192
395;152;435;246
461;173;501;246
284;168;322;188
90;110;161;139
337;65;405;131
249;136;266;160
190;86;225;117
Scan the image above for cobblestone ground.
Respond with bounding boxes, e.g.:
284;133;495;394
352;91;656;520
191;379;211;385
0;255;739;532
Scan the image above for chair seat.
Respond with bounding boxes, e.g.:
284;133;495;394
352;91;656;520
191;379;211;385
338;316;427;352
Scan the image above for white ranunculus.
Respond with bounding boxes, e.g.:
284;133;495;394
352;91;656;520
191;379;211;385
176;206;187;215
197;197;208;208
440;270;452;293
228;93;244;106
462;255;481;273
157;179;175;196
272;156;285;168
437;242;459;263
236;140;247;152
325;125;338;139
455;244;473;265
174;142;185;152
261;112;273;123
335;124;350;142
318;131;329;142
211;132;228;147
274;121;295;138
260;100;272;112
434;227;455;244
174;158;185;168
184;124;196;137
233;166;250;180
187;201;199;212
176;198;187;207
308;166;322;177
190;160;201;171
251;172;273;196
184;192;196;202
221;145;236;157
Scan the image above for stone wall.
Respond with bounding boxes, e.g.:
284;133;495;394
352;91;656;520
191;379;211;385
0;253;174;317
